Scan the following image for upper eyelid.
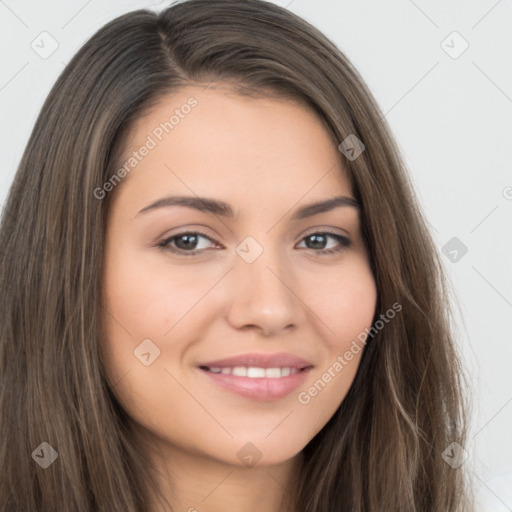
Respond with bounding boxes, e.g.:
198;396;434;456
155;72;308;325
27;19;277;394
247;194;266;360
162;223;351;240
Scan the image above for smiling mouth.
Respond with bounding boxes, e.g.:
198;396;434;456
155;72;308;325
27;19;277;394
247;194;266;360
198;365;311;378
196;352;314;400
197;364;313;401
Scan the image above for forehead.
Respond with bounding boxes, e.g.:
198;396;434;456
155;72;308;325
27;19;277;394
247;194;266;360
113;85;353;209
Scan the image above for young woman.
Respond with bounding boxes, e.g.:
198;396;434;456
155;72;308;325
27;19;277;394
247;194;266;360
0;1;474;510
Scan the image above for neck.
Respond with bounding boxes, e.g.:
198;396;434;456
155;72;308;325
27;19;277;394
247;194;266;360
142;435;303;512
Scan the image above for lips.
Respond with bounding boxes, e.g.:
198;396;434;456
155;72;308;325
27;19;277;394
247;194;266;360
197;352;313;370
196;352;314;401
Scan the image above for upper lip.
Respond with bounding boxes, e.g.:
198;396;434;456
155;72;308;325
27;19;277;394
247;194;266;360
197;352;314;370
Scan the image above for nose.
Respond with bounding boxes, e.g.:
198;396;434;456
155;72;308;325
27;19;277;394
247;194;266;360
225;245;301;337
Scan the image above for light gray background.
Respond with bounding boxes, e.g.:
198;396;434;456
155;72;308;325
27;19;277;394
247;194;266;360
1;1;511;509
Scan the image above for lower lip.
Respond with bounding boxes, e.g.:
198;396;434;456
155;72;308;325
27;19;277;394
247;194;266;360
198;367;312;401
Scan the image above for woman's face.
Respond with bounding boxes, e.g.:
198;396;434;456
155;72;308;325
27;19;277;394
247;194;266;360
100;84;377;468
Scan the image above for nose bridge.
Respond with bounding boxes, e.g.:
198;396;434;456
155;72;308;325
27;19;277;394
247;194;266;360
226;235;300;335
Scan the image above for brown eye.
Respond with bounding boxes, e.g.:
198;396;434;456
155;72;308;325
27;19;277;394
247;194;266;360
159;231;219;255
296;232;351;254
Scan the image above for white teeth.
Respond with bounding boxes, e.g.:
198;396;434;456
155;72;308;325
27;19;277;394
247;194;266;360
205;366;300;378
232;366;247;377
247;367;266;378
265;367;282;378
280;367;291;377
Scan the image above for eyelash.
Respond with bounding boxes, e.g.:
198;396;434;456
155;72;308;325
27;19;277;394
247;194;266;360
157;229;352;257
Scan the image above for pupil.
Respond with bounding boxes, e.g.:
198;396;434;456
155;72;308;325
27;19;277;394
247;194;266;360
307;234;326;249
176;234;198;250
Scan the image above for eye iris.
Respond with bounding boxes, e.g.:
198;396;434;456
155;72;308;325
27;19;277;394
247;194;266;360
175;234;199;250
306;234;327;250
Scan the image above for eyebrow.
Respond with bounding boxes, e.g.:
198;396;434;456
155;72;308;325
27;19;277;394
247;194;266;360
136;195;360;220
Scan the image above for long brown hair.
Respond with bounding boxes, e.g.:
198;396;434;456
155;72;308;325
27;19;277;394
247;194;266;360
0;0;473;510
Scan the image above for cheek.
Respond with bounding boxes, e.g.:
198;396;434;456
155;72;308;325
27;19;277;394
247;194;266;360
99;250;180;383
99;253;203;435
99;249;227;393
294;257;377;423
305;256;377;348
102;251;215;339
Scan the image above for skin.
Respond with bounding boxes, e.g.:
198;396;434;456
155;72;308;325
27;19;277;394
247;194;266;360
100;84;378;512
